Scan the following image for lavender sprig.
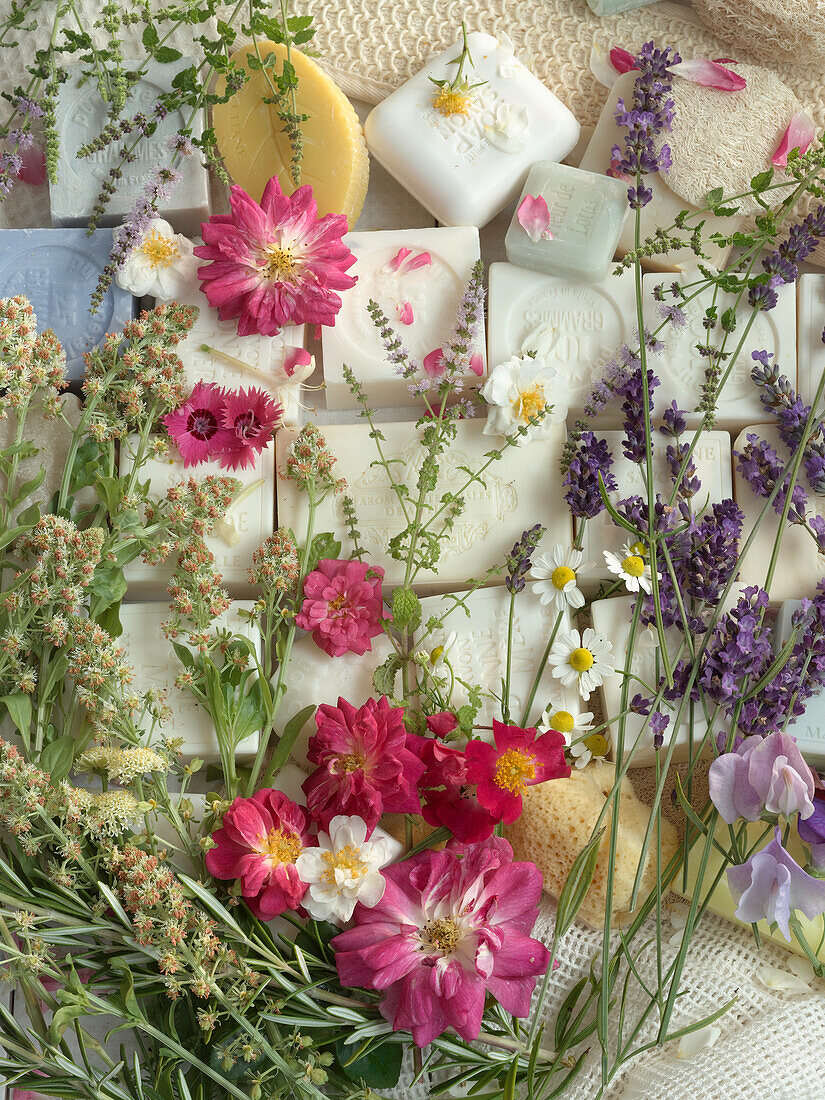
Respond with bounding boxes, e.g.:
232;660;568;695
505;524;546;594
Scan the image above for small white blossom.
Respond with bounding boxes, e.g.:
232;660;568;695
295;816;392;924
603;541;656;595
481;354;564;443
531;545;592;610
548;628;615;700
538;695;594;745
115;218;199;299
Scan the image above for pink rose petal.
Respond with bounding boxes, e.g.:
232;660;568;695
423;348;446;378
18;145;46;185
283;345;313;378
773;110;816;167
396;300;414;325
610;48;638;75
403;250;432;272
383;247;411;273
469;352;484;377
670;58;747;91
382;247;432;275
516;194;554;243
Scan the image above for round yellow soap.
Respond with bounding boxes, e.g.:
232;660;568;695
213;42;369;228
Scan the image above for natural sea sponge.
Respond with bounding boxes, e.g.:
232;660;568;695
505;760;679;929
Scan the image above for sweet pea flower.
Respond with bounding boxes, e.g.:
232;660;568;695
295;558;390;658
727;827;825;941
464;719;570;823
798;791;825;872
708;730;816;825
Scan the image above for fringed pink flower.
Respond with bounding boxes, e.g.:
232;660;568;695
516;193;554;243
220;386;283;471
670;58;746;91
333;836;551;1047
302;695;426;832
205;789;313;919
295;558;390;657
195;176;357;337
773;111;816;167
162;381;233;466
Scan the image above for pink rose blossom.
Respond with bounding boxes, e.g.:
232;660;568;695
205;789;312;918
669;58;747;91
195;176;357;337
709;730;815;825
417;737;500;843
220;386;282;470
333;836;551;1047
516;193;554;243
162;381;233;466
303;695;426;832
464;719;570;824
295;558;390;658
425;711;458;737
773;111;816;168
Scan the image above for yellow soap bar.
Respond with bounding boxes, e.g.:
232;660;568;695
676;820;825;963
213;42;369;228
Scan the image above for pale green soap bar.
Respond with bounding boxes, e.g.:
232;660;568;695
585;0;659;13
504;161;628;283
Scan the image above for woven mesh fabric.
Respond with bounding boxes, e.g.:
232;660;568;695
692;0;825;69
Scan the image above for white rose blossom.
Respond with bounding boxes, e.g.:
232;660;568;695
295;816;393;924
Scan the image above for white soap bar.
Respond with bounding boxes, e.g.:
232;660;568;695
732;423;825;601
51;59;210;235
321;226;486;411
121;437;275;597
643;273;797;432
487;262;637;425
590;594;704;766
576;430;732;581
579;72;738;272
364;32;580;228
418;586;578;728
275;419;572;592
774;600;825;768
797;273;825;407
119;601;259;759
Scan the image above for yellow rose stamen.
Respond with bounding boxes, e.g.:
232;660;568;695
263;244;296;282
493;747;536;794
569;647;594;673
139;228;181;269
260;828;302;867
422;917;462;952
513;382;547;424
320;844;368;884
432;88;473;116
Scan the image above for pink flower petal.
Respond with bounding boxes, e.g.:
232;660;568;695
383;246;411;273
469;352;484;377
17;145;46;185
423;348;446;378
773;110;816;168
610;48;638;75
396;300;414;325
382;248;433;275
283;345;314;378
404;250;432;272
670;58;747;91
516;194;554;243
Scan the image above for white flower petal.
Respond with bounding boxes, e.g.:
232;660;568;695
676;1024;722;1059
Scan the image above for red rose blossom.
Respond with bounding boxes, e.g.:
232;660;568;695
417;737;500;844
464;719;570;823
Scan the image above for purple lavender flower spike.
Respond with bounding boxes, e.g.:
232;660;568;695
563;431;617;519
727;827;825;940
708;730;816;824
616;367;659;463
649;710;670;749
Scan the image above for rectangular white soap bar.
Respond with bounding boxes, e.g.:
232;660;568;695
119;601;259;759
577;430;732;584
322;226;486;411
798;273;825;407
364;32;580;228
51;59;210;235
121;437;274;597
732;423;825;602
590;594;705;766
643;273;797;432
487;262;636;425
275;419;572;592
774;600;825;768
579;72;737;272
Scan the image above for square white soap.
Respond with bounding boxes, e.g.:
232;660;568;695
119;601;259;759
798;273;825;407
321;226;485;411
577;430;732;585
732;423;825;602
51;59;210;235
579;72;737;272
643;273;797;432
590;594;706;767
364;32;580;227
121;438;274;598
275;418;572;592
774;600;825;768
488;262;637;425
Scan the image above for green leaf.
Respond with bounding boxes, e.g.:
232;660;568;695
177;873;245;937
391;586;421;630
304;531;342;575
553;827;605;945
95;475;123;513
372;653;402;697
335;1037;402;1089
706;186;723;205
154;46;183;63
40;735;75;782
268;703;316;776
96;600;122;638
142;23;159;47
0;693;31;736
750;168;774;193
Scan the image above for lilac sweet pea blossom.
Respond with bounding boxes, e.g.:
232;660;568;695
709;730;815;825
727;827;825;940
798;792;825;872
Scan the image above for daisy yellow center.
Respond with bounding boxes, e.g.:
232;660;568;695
552;565;575;590
335;753;365;775
422;917;461;953
630;541;647;557
320;844;368;885
550;709;575;734
432;88;473;116
260;828;302;866
513;383;547;424
569;647;594;673
494;748;536;794
139;229;180;269
263;244;297;282
622;554;645;578
584;732;609;757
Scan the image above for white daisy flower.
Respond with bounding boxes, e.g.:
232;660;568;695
481;354;565;443
115;218;199;299
549;627;615;700
603;541;656;595
294;816;392;925
569;729;610;769
538;696;594;745
531;545;592;610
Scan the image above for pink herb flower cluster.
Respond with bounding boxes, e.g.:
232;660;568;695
163;381;282;470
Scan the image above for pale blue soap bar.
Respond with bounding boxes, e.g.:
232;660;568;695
0;228;134;380
51;58;209;235
585;0;659;12
775;600;825;767
505;161;628;283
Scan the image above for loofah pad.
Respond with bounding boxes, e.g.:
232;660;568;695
505;760;679;930
662;63;799;217
628;758;712;840
692;0;825;71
